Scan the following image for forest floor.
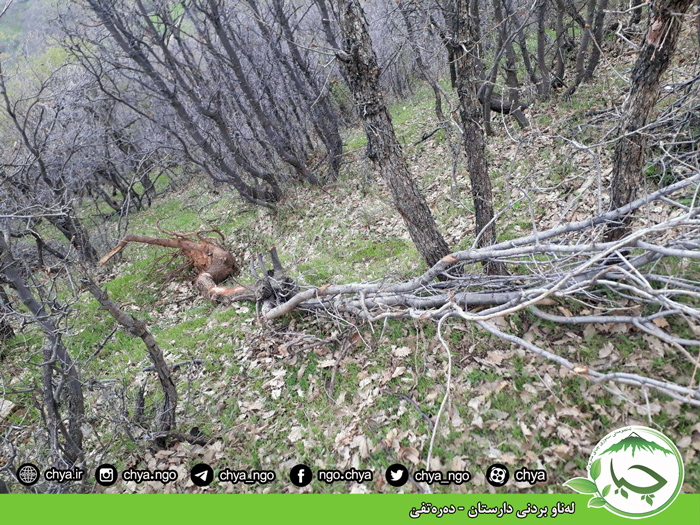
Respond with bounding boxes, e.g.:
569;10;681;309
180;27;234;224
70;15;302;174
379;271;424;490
2;33;700;494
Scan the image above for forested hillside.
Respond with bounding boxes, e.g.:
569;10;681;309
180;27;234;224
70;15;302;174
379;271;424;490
0;0;699;495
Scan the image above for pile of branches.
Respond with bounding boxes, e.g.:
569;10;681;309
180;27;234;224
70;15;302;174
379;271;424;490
234;173;700;406
104;173;700;407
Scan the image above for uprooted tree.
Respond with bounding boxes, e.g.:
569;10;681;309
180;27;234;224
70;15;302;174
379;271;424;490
99;229;239;284
98;229;298;315
103;171;700;408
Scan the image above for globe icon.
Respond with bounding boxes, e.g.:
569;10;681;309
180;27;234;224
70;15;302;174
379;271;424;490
17;464;39;486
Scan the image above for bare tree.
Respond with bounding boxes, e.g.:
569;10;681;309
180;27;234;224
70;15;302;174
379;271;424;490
74;0;290;205
584;0;609;80
335;0;450;267
480;0;529;131
0;62;98;262
608;0;695;239
445;0;506;274
83;279;177;440
0;232;84;466
565;0;608;98
535;0;551;98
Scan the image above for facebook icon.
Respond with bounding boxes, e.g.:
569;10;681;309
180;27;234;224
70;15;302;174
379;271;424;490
290;464;312;488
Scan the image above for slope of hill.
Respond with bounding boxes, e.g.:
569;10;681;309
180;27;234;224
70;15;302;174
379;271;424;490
1;16;699;495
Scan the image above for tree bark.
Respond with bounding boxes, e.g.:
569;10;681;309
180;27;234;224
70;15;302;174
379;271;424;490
565;0;598;98
398;0;447;125
0;285;14;343
336;0;450;268
607;0;695;240
553;0;567;87
448;0;507;274
0;235;84;465
536;0;551;99
482;0;528;132
83;279;177;436
585;0;609;80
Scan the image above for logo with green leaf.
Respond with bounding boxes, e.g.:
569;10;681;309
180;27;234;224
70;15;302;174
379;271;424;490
564;426;684;518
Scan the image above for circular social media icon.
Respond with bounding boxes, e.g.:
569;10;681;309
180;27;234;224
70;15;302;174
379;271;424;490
95;464;118;487
486;464;510;487
385;463;409;487
290;464;312;487
16;463;40;486
190;463;214;487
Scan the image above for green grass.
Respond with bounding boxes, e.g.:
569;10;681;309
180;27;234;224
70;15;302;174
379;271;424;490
3;67;699;494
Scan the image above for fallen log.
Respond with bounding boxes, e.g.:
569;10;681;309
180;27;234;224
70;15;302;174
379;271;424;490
101;174;700;406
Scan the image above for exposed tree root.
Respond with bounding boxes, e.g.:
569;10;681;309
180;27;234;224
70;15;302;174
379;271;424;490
195;247;298;315
99;230;239;284
99;230;298;315
104;174;700;407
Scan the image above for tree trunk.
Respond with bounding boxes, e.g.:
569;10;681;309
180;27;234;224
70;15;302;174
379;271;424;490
515;8;539;86
629;0;643;25
46;211;99;263
0;235;84;465
204;0;320;186
482;0;527;133
553;0;567;87
607;0;695;240
270;0;344;179
565;0;597;98
398;0;447;125
0;285;13;343
336;0;450;268
84;279;177;437
585;0;609;80
449;0;507;274
536;0;551;99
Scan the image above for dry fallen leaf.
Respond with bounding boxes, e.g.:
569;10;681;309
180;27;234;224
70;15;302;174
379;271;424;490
392;346;412;357
652;317;669;329
287;427;303;443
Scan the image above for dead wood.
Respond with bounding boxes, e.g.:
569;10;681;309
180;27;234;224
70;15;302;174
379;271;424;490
197;247;299;313
98;228;300;314
100;176;700;408
99;232;239;284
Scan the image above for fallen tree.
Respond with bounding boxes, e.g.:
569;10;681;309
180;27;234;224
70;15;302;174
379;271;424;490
102;172;700;407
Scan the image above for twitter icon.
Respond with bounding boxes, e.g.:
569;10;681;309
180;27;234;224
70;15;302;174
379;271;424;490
385;463;409;487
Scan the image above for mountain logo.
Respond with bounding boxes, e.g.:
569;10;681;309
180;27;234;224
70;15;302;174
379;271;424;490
564;426;684;518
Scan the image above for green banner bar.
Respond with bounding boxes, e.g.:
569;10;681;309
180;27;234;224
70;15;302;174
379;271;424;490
2;494;698;523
